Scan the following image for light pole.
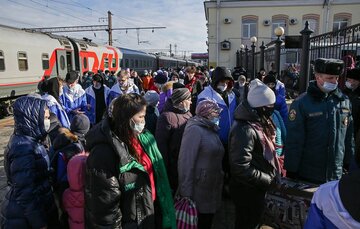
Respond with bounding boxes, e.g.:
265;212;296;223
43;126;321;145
274;26;284;77
250;36;257;80
239;44;245;67
260;41;266;70
244;45;249;76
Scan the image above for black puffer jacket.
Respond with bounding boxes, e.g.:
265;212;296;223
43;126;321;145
85;117;156;229
228;101;276;191
1;96;58;229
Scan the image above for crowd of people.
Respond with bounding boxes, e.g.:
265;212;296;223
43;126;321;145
0;59;359;229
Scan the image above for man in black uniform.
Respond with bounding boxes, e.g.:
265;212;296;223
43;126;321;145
344;68;360;137
284;58;355;184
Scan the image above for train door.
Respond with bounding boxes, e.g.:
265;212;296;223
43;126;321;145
56;50;68;77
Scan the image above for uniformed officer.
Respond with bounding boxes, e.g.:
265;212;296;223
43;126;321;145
284;58;355;184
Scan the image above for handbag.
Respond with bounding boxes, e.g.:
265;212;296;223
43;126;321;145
262;177;318;229
174;196;198;229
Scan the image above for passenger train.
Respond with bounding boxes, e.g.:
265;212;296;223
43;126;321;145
0;24;200;116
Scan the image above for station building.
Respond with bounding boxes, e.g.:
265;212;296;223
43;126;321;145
204;0;360;69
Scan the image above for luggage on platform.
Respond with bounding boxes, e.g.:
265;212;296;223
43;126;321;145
262;177;318;229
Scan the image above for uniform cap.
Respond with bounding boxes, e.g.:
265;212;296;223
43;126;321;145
314;58;344;75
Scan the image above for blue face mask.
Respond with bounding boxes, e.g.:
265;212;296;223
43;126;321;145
322;81;338;92
211;117;220;126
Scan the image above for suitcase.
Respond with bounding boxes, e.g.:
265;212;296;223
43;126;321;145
262;177;318;229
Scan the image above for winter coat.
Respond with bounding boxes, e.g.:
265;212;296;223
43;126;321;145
63;153;87;229
155;99;192;191
345;86;360;137
274;80;288;124
304;170;360;229
272;110;286;156
197;86;237;145
284;81;355;184
107;82;140;106
158;81;173;113
42;93;71;128
178;116;224;214
52;128;84;199
1;96;58;229
60;84;87;122
85;117;176;229
145;105;158;136
85;85;110;124
229;101;276;191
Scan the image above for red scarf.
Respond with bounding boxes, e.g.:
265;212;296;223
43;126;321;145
131;137;156;201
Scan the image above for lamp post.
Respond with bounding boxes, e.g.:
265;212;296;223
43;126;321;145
239;44;245;67
274;26;284;77
250;36;257;80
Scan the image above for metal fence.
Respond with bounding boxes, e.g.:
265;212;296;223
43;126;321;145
237;22;360;93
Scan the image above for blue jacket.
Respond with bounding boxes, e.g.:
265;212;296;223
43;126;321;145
197;86;237;145
107;82;140;106
85;85;110;124
60;84;87;122
275;80;288;124
284;81;354;184
272;110;286;156
304;179;360;229
1;96;58;229
42;93;70;128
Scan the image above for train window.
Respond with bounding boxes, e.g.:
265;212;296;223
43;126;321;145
130;59;134;68
125;59;129;68
112;58;116;68
18;52;28;71
104;58;109;68
135;60;139;68
60;56;66;70
83;57;88;69
0;51;4;71
42;53;49;70
120;58;123;68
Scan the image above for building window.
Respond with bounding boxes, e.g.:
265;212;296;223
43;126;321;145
42;53;49;70
242;16;258;40
272;15;288;39
18;52;28;71
303;14;320;35
0;50;5;71
333;13;351;30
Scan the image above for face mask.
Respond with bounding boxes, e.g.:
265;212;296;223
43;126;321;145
239;82;245;87
44;119;51;132
217;85;227;92
93;83;101;89
210;117;220;126
322;81;338;92
345;81;353;90
256;106;274;118
131;119;145;134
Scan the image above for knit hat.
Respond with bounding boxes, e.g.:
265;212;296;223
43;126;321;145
70;114;90;136
263;73;277;85
154;71;168;84
247;79;275;108
196;99;222;118
314;58;344;75
143;70;149;76
144;90;160;107
347;68;360;81
66;71;79;83
171;88;191;105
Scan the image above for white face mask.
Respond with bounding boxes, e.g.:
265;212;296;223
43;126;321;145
345;81;353;90
239;82;245;87
44;119;51;132
321;81;338;92
217;85;227;92
131;119;145;134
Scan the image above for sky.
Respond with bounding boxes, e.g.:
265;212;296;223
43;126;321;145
0;0;208;57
